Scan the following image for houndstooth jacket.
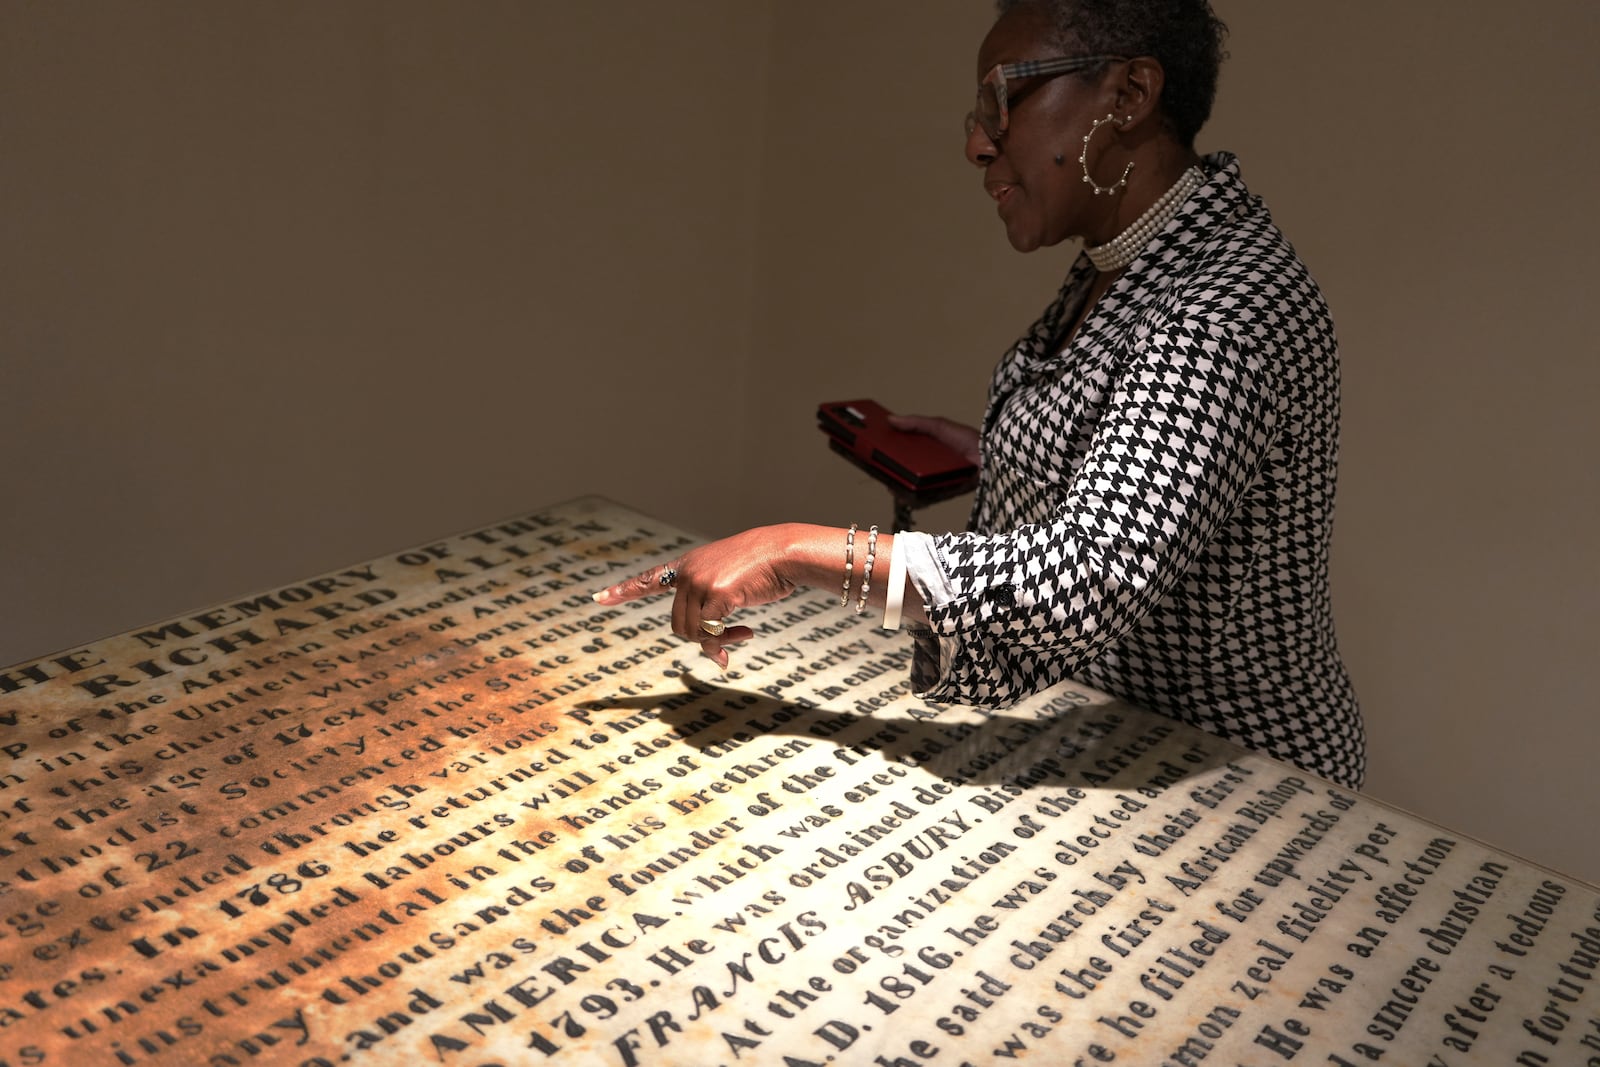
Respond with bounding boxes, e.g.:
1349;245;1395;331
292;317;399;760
910;153;1364;788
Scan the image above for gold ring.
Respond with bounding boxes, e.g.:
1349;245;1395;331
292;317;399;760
699;619;727;637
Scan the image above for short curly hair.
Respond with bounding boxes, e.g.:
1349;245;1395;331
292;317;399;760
995;0;1228;147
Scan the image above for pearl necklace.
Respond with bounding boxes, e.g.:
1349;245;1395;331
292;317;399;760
1084;165;1205;272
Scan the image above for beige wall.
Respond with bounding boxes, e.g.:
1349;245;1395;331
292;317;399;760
1;0;775;653
3;2;1596;882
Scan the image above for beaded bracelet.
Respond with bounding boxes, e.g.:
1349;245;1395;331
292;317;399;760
855;525;879;614
840;524;856;606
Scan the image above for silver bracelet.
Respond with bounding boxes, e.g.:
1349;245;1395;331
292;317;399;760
841;523;856;606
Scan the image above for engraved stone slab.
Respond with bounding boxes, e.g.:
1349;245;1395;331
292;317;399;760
1;497;1596;1066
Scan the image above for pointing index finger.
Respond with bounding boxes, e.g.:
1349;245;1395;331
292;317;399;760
592;563;674;606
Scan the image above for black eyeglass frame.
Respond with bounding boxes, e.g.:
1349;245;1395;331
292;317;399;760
964;54;1126;141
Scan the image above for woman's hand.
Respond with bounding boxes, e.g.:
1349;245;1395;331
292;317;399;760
888;414;982;466
594;524;824;669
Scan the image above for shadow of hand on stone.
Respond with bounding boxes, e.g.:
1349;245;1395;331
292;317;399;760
574;670;1241;795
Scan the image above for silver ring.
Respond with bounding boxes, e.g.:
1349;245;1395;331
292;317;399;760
699;619;727;637
659;566;677;588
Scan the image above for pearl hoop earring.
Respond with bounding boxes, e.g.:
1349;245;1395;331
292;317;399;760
1079;113;1134;196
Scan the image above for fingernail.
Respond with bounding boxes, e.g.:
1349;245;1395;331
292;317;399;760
591;590;607;603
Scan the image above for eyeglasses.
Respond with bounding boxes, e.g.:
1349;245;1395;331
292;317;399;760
964;55;1125;142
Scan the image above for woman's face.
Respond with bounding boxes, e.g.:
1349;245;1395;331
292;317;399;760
966;6;1113;252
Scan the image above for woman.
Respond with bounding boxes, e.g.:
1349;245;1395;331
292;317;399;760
596;0;1364;789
